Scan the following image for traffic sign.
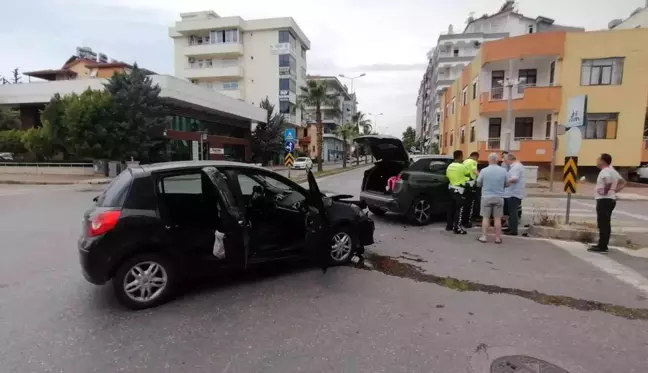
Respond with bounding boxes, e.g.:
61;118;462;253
565;95;587;129
285;141;295;153
563;156;578;194
284;153;295;167
284;128;296;143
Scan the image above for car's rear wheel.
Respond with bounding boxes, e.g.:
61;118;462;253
112;253;177;310
330;228;355;264
408;198;433;226
368;207;386;216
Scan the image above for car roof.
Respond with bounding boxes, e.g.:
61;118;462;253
411;155;453;160
137;160;267;174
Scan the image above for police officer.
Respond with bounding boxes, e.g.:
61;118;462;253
446;150;469;234
462;151;480;228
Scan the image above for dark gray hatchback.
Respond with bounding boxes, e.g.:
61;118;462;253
355;135;453;225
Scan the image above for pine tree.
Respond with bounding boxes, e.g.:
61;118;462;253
251;98;285;166
104;64;169;162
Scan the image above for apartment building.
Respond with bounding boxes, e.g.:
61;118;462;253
299;75;357;161
439;28;648;172
169;11;310;128
415;0;582;149
609;1;648;30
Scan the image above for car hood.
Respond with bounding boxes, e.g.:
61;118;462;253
354;135;408;163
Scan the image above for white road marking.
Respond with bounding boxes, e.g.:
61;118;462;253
572;200;648;222
547;239;648;295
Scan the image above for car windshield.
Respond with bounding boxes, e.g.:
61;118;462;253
295;157;308;161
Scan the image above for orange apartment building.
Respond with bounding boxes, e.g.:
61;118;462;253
439;28;648;172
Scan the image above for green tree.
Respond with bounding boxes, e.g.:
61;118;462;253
104;64;169;162
430;142;440;155
402;126;416;153
252;97;285;166
40;93;70;159
334;122;359;168
21;127;54;160
0;107;20;130
297;80;339;172
0;129;27;153
61;89;119;159
352;111;372;134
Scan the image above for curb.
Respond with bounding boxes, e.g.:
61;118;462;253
527;193;648;201
528;225;629;246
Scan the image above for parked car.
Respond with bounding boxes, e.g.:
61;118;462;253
629;164;648;183
78;161;374;309
0;152;14;161
292;157;313;170
354;135;453;225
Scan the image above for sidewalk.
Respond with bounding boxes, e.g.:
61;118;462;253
0;173;112;185
527;180;648;201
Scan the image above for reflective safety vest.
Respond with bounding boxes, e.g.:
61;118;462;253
446;161;469;186
463;158;478;180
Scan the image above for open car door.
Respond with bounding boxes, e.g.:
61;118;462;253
201;166;250;270
305;169;334;272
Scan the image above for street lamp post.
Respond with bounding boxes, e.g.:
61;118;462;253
498;61;526;152
338;73;366;94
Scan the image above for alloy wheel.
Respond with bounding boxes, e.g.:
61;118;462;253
330;232;353;262
122;261;168;303
414;200;431;223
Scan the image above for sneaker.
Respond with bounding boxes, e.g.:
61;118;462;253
587;245;609;253
504;231;518;236
463;223;473;229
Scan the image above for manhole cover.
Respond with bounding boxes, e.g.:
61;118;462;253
491;355;570;373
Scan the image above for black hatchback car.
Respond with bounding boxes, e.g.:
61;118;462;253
79;161;374;309
354;135;453;225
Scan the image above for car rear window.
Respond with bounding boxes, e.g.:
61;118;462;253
95;169;133;208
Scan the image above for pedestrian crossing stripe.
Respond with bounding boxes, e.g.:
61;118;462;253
563;156;578;194
284;152;295;167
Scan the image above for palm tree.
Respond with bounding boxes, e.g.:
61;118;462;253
352;111;372;134
334;122;359;168
296;80;339;172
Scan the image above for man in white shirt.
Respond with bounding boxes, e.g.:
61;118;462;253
503;153;526;236
589;153;626;253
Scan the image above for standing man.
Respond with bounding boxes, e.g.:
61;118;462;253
446;150;469;235
462;152;480;228
589;153;626;253
503;153;526;236
476;153;508;243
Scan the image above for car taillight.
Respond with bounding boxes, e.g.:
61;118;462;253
88;210;122;237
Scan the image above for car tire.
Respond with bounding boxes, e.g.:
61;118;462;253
329;227;356;265
112;253;177;310
407;198;433;226
368;207;386;216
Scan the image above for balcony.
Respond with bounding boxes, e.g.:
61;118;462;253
281;113;297;124
479;137;553;162
480;85;561;114
184;65;244;79
182;42;244;57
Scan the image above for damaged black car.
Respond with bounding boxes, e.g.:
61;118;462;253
78;161;375;309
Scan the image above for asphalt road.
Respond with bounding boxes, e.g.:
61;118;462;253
1;168;648;372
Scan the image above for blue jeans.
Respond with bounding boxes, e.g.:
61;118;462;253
506;197;522;234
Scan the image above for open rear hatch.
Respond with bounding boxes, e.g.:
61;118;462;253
354;135;409;194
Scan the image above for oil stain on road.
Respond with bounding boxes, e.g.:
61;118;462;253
359;252;648;320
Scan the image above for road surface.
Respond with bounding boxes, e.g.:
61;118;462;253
1;167;648;372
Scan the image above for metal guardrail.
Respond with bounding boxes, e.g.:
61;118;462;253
0;162;93;168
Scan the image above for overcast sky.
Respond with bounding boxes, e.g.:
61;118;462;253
0;0;644;136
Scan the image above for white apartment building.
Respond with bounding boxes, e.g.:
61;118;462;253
169;11;310;127
609;1;648;30
415;0;582;150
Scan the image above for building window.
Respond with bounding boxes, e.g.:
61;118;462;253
583;113;618;139
451;98;456;114
580;58;624;86
453;49;459;57
549;61;556;86
460;127;465;144
518;69;537;93
514;117;534;139
280;101;293;114
223;81;239;90
472;81;477;99
301;67;307;79
470;123;475;142
488;118;502;138
279;78;296;93
301;46;307;59
528;25;534;34
279;30;296;50
491;70;505;99
279;54;296;69
450;132;454;146
545;114;552;138
462;87;468;106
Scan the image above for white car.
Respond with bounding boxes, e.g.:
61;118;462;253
292;157;313;170
631;164;648;183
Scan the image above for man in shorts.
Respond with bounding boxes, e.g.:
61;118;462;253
476;152;508;243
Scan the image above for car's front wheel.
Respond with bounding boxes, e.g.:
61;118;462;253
112;253;177;310
329;228;355;264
